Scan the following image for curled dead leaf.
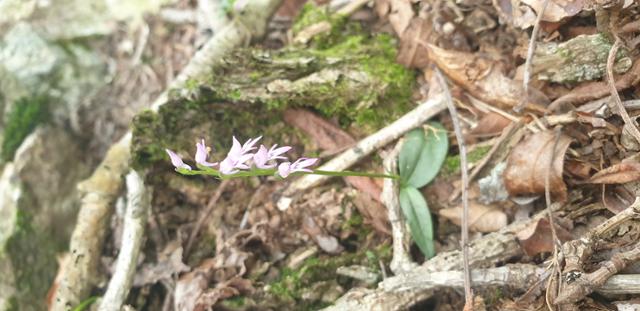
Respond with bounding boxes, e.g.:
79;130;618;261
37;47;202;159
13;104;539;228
427;44;548;113
588;160;640;184
470;112;513;137
522;0;583;22
516;217;573;256
503;131;572;201
439;202;508;233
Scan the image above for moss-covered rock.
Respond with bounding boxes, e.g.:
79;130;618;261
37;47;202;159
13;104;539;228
132;33;415;170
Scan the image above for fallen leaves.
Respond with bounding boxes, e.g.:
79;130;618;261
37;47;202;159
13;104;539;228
439;202;508;233
516;217;573;256
588;159;640;184
503;130;572;201
427;44;548;113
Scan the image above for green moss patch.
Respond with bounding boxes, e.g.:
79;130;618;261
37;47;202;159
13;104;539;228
1;96;48;163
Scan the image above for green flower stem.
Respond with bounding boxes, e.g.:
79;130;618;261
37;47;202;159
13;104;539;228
178;167;399;179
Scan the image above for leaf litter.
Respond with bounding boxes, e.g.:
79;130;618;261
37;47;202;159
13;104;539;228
93;0;640;310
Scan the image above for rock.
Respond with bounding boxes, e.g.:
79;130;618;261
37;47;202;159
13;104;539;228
0;126;90;311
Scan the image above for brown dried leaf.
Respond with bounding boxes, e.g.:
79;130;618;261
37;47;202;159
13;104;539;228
388;0;414;35
427;44;548;113
134;245;191;286
503;131;572;201
284;108;390;233
396;17;432;68
195;277;255;310
438;202;508;233
551;60;640;108
588;161;640;184
516;217;573;256
470;112;513;137
521;0;583;22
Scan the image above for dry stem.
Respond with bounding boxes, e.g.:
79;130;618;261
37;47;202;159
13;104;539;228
435;67;474;308
606;37;640;144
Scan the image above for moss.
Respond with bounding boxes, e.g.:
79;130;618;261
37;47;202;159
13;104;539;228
266;243;391;308
1;96;49;163
442;145;492;176
221;296;246;308
4;208;57;311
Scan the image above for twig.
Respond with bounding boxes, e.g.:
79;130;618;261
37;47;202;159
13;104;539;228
277;95;447;210
99;171;150;311
52;2;283;308
544;127;563;310
606;37;640;144
382;142;417;274
435;68;473;308
516;0;550;113
184;180;230;257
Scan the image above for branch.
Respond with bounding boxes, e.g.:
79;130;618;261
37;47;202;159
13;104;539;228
99;171;150;311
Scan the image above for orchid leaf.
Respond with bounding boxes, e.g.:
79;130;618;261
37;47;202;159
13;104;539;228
399;186;435;258
400;122;448;188
398;128;425;185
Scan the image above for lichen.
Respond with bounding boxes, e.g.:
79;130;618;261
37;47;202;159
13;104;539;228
1;96;48;163
533;33;632;83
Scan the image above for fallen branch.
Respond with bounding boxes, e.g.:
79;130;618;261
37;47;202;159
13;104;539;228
278;95;447;210
51;1;283;308
99;171;150;311
324;264;640;311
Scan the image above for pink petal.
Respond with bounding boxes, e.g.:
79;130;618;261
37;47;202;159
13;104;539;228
166;149;191;171
278;162;292;178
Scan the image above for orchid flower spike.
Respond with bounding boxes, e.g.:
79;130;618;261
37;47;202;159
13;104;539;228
195;139;218;167
166;149;191;171
278;157;318;178
220;136;262;175
253;144;292;169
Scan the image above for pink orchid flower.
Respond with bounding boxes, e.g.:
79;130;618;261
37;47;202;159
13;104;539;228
219;136;261;175
195;139;218;167
253;144;292;169
166;149;191;171
278;157;318;178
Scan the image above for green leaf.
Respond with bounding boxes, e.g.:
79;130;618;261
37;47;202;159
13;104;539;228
398;129;425;185
404;123;449;188
399;187;435;258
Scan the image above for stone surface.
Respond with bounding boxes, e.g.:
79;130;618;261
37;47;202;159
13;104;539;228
0;126;91;311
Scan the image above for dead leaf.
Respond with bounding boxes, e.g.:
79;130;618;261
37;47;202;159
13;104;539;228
521;0;583;22
493;0;538;29
284;108;390;234
588;161;640;184
550;60;640;109
396;17;433;68
564;159;593;179
470;112;513;137
388;0;414;35
134;246;191;286
516;217;573;256
195;277;255;310
427;44;548;113
603;185;636;213
503;131;572;201
439;202;508;233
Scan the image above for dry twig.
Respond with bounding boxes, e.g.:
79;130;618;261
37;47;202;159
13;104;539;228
606;37;640;144
435;68;474;308
99;171;150;311
515;0;550;113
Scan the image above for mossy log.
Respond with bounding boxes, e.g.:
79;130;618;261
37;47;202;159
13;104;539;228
532;34;631;83
132;34;415;170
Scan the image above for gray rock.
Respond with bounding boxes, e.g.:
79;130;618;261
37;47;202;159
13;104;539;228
0;126;90;311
